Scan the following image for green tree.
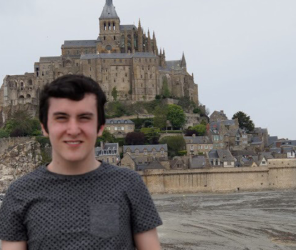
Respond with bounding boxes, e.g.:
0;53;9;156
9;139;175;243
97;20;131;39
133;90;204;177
160;136;186;157
161;76;170;98
191;124;207;136
111;87;118;101
4;110;40;137
125;132;145;145
0;129;9;138
96;130;116;146
153;105;168;130
232;111;255;132
193;107;201;114
167;104;186;129
140;127;160;144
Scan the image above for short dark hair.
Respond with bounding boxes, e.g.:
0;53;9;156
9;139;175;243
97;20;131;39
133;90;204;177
39;74;106;133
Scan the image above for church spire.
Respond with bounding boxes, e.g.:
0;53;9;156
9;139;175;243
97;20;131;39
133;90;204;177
138;18;141;28
100;0;119;19
181;52;187;69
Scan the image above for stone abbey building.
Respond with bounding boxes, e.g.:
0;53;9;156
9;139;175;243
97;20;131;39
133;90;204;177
0;0;198;111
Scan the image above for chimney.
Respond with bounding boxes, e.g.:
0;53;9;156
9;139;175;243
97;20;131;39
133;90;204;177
220;110;224;114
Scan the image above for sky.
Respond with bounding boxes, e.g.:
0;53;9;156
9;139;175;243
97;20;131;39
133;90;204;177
0;0;295;139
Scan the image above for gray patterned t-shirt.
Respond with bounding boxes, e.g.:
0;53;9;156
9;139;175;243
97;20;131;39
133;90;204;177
0;162;162;249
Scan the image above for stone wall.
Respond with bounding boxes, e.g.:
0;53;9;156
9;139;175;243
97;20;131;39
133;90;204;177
0;139;42;193
140;161;296;194
0;137;35;155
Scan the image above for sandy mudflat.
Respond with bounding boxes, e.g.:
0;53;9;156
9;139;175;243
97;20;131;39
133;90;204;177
1;190;295;250
155;190;296;250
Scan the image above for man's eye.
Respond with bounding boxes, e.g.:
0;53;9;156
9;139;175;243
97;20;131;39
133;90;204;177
80;116;91;120
56;116;67;120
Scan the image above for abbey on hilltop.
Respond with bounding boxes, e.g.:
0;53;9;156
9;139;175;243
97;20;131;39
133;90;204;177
0;0;198;109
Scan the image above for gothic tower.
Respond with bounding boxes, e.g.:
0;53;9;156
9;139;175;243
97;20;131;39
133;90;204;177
97;0;121;53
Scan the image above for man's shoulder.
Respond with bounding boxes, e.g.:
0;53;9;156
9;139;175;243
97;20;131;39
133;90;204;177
7;166;46;194
101;162;142;182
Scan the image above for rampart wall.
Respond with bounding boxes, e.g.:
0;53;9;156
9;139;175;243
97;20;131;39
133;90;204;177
0;137;34;155
140;160;296;193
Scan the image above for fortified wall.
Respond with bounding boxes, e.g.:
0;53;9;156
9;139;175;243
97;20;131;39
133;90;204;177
140;159;296;193
0;137;295;194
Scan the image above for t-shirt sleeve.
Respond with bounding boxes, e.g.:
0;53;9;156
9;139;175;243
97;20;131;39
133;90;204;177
128;173;162;234
0;185;28;241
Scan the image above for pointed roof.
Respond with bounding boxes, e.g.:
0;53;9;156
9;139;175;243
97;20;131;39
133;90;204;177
138;19;141;28
100;0;119;19
181;52;186;68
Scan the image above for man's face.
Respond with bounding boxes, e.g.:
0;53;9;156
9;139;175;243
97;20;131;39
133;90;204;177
42;94;104;165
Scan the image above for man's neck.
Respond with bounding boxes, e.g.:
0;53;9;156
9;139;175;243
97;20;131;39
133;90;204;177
47;158;101;175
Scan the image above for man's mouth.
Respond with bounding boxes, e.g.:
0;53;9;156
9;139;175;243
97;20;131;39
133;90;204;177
65;141;82;145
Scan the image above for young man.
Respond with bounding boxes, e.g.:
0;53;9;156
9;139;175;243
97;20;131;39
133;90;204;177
0;75;162;250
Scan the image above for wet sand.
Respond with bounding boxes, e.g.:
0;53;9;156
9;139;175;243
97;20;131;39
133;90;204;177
155;190;296;250
1;190;295;249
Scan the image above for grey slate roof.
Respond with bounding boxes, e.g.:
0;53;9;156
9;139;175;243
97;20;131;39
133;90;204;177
120;25;137;31
282;147;295;153
106;119;134;125
184;136;212;144
268;136;278;147
251;137;262;144
260;152;274;160
95;143;119;156
136;160;165;171
100;0;119;19
165;60;183;71
217;149;235;162
123;144;167;153
81;52;156;60
270;148;281;154
209;149;235;162
62;40;97;48
190;156;207;169
280;140;296;147
231;150;257;156
39;56;61;62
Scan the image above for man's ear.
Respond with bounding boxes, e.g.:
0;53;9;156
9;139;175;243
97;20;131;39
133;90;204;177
97;125;105;137
41;123;49;137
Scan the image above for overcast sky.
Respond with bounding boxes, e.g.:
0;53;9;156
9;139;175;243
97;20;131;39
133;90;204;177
0;0;295;139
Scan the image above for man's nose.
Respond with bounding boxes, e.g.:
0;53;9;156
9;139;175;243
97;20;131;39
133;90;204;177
67;119;81;135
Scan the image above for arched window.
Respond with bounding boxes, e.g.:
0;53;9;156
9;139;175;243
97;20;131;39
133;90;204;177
28;79;33;85
106;45;112;51
26;94;31;98
19;95;24;99
108;22;111;30
113;22;116;30
104;22;107;30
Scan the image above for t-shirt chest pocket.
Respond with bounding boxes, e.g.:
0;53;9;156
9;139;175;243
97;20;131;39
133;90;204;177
90;203;120;238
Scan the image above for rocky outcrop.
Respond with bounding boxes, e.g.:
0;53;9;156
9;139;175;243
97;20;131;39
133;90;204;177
0;139;42;193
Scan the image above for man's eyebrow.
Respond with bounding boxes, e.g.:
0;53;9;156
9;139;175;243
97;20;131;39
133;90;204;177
53;112;69;116
78;112;94;116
